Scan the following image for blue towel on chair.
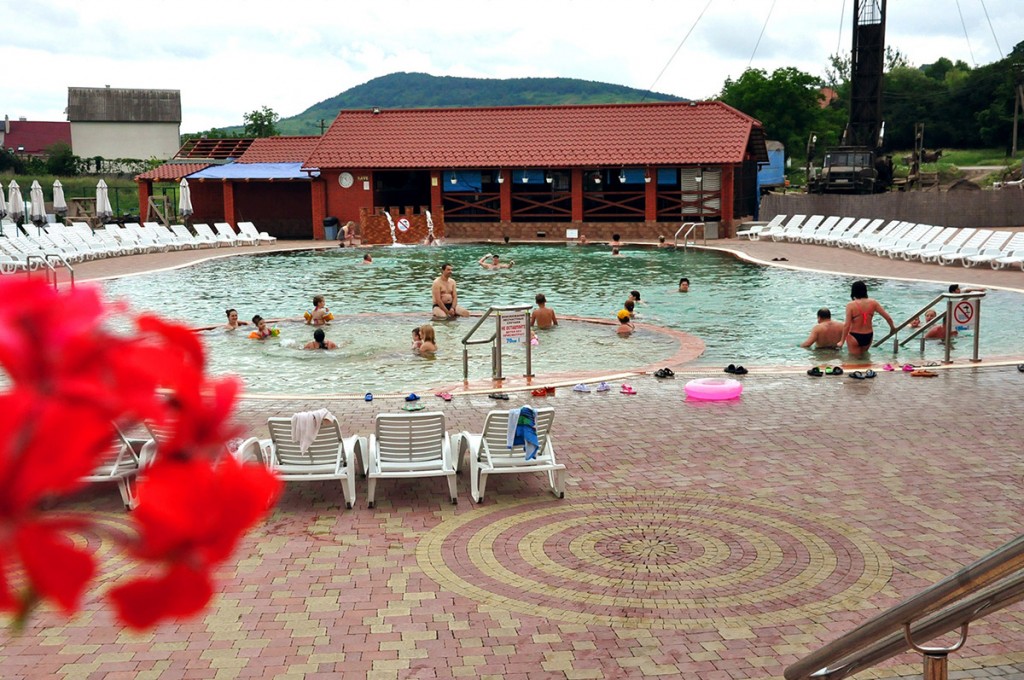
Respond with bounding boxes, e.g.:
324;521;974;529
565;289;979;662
507;405;538;460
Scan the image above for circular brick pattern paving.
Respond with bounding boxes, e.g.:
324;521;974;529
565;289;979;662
418;490;893;629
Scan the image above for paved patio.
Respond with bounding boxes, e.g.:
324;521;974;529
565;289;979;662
2;238;1023;679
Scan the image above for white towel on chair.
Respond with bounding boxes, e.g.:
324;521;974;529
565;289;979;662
291;409;334;454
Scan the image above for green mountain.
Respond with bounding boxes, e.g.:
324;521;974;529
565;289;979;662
267;72;685;135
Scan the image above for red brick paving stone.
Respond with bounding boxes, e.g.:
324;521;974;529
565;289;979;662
4;244;1024;678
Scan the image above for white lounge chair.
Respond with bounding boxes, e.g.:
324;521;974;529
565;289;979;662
237;221;277;243
837;219;899;249
103;224;150;254
214;222;255;246
142;221;190;250
775;214;823;242
906;228;974;262
366;411;457;508
797;215;841;243
124;223;171;252
737;214;785;240
830;218;883;248
752;214;804;241
964;231;1024;267
936;230;1005;266
857;221;915;253
453;406;565;504
891;227;955;260
194;223;233;246
82;428;145;510
865;223;931;256
239;414;363;509
170;224;212;248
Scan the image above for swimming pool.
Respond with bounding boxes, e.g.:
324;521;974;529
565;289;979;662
99;244;1024;392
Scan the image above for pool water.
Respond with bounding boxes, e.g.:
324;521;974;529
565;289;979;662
99;244;1024;392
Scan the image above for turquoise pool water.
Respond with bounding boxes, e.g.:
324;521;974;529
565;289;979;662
99;244;1024;392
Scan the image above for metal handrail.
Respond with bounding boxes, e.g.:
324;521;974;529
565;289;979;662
785;533;1024;680
461;304;533;382
673;221;701;249
873;292;985;362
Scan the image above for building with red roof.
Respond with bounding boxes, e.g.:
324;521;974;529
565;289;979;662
135;102;767;242
1;117;71;157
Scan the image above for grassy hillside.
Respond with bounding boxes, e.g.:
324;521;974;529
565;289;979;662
236;72;685;136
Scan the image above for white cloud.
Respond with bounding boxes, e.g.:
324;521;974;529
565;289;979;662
2;0;1020;132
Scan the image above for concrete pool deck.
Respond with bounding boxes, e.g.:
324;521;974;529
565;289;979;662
2;239;1023;678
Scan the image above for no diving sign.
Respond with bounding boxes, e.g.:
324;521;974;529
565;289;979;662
952;299;978;330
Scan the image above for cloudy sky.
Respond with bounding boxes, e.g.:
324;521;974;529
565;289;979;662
3;0;1021;133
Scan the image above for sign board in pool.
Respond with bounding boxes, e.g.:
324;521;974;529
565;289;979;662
952;299;978;331
500;312;527;343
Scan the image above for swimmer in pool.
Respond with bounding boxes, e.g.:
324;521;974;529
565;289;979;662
431;262;469;319
362;253;373;264
306;295;332;326
616;309;634;336
417;324;437;354
250;315;279;339
303;328;337;350
924;309;957;340
411;326;422;351
840;280;895;356
801;307;844;350
678;277;690;293
531;293;558;329
479;253;514;269
224;308;248;330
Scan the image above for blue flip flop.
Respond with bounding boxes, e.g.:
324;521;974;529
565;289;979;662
364;393;373;402
405;393;420;402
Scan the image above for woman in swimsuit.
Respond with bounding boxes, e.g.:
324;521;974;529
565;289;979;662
840;280;895;356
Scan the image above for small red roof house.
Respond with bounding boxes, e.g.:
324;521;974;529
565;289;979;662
1;117;72;156
135;102;767;242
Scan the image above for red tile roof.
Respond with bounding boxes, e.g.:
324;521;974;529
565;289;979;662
135;163;212;181
305;102;765;170
238;136;321;163
2;120;71;155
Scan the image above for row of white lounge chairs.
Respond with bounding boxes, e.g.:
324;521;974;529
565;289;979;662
737;214;1024;269
92;407;566;511
0;220;275;273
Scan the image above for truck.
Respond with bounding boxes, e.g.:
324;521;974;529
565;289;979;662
807;0;893;195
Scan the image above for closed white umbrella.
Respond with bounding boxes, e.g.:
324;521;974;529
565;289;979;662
178;178;193;220
29;180;46;225
0;184;7;220
8;180;24;224
52;179;67;216
96;179;112;222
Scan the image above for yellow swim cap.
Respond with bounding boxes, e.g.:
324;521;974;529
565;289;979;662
617;309;631;321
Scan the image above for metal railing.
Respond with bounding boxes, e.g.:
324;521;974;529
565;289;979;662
461;304;534;382
785;534;1024;680
673;221;703;249
25;253;74;290
873;292;985;363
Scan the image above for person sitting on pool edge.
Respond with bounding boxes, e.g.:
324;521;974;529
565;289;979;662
303;328;337;350
417;324;438;354
531;293;558;329
616;309;634;335
479;253;514;270
431;263;469;319
678;277;690;293
801;307;844;350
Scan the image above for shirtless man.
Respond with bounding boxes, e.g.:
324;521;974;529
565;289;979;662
801;307;845;349
432;262;469;319
531;293;558;329
479;253;513;269
924;309;957;340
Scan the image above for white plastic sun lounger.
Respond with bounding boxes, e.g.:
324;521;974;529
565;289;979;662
214;222;256;246
753;214;804;241
831;219;885;248
737;214;786;240
964;231;1024;267
907;228;974;262
797;215;841;243
937;230;1005;266
237;221;277;243
893;227;956;260
774;214;822;242
194;223;231;246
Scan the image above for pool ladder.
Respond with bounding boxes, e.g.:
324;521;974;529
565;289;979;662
673;222;704;249
873;291;985;364
461;304;535;383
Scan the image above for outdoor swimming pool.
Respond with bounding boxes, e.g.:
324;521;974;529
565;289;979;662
99;244;1024;393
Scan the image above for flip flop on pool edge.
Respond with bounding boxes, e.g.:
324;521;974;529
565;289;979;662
621;384;637;395
405;393;420;402
596;382;611;392
850;371;866;379
488;392;510;400
807;367;823;377
572;383;591;392
364;393;373;402
402;402;425;411
435;392;453;401
531;388;547;397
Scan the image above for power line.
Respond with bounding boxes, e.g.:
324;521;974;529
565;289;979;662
747;0;777;71
836;0;846;58
642;0;714;101
954;0;978;67
978;0;1003;58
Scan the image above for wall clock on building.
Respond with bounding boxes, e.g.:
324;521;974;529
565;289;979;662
338;172;354;188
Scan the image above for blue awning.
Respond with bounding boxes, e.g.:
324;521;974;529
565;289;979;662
188;162;311;180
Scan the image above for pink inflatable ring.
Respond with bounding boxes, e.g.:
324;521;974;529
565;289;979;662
684;377;743;401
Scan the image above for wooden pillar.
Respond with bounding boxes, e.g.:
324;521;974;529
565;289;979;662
499;172;512;222
644;170;657;222
571;168;584;222
720;165;735;237
430;170;443;216
311;179;326;239
137;180;151;221
222;181;235;226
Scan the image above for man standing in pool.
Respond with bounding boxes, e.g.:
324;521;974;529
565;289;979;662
432;263;469;319
801;308;844;349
